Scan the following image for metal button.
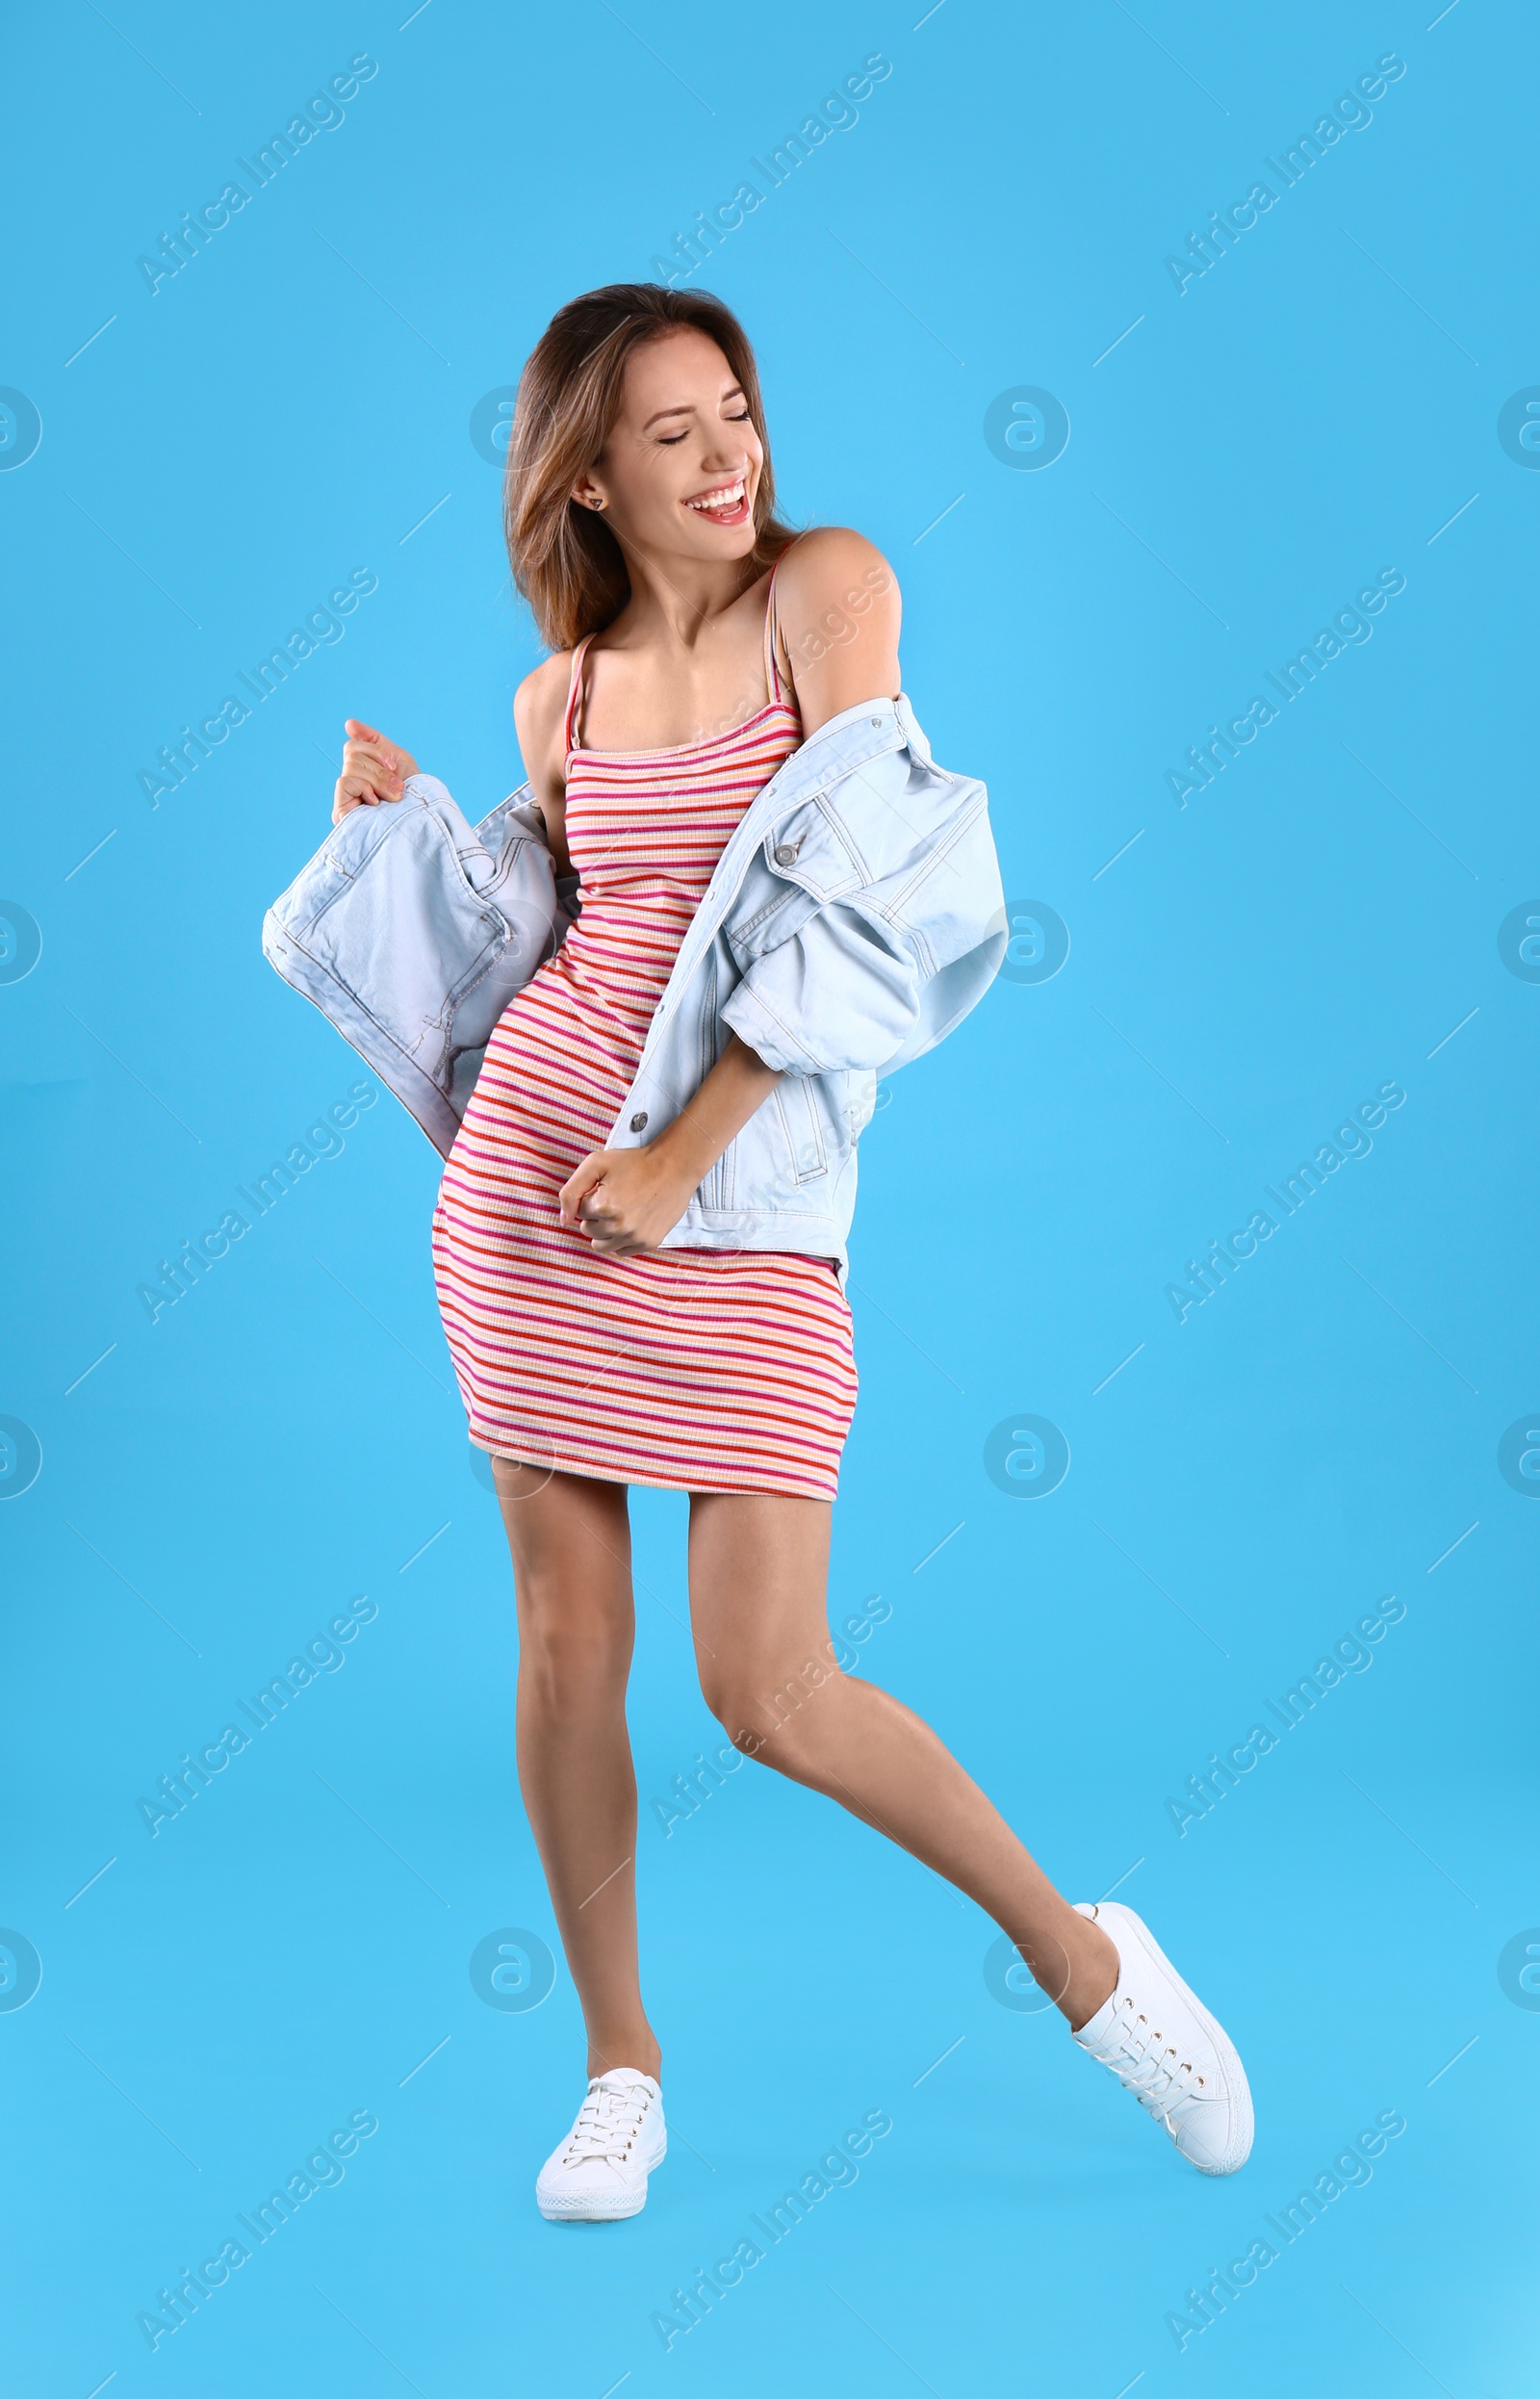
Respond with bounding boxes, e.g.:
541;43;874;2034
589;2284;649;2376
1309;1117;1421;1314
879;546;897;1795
629;1110;648;1132
773;840;801;866
870;715;882;725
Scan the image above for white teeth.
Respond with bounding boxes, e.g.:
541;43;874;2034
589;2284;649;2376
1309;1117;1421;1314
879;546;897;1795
687;480;745;512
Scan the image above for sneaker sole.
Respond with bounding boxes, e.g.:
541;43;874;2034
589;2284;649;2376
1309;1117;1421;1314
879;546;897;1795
538;2189;648;2222
1094;1901;1254;2175
536;2137;667;2222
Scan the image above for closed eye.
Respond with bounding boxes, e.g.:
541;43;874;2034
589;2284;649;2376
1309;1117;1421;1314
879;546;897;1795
659;410;751;446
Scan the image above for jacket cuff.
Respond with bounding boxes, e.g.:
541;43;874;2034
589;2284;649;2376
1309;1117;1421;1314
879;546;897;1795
720;979;826;1075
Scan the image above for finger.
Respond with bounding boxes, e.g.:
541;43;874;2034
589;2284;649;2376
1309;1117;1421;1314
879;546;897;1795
581;1207;640;1241
561;1150;609;1195
343;773;401;805
339;761;405;810
335;772;387;807
333;757;407;818
558;1156;609;1225
344;721;411;780
342;743;405;789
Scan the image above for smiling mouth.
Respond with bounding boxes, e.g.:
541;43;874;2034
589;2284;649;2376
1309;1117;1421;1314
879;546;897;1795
683;477;751;526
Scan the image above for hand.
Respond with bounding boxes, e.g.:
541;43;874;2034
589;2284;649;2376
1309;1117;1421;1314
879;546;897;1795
332;719;420;824
558;1142;698;1256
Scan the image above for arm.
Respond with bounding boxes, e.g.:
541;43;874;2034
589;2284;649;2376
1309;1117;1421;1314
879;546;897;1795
721;531;1005;1079
769;526;902;736
511;655;576;875
559;1034;782;1255
559;531;900;1252
721;791;1005;1077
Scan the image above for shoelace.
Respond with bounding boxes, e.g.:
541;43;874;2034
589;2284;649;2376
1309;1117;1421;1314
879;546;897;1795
560;2079;654;2167
1102;2000;1206;2117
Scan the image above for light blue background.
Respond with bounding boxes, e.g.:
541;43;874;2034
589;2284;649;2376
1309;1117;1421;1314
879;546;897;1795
3;1;1535;2391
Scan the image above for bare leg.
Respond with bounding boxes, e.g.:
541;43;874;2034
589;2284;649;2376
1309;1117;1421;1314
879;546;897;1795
492;1457;661;2082
687;1491;1120;2029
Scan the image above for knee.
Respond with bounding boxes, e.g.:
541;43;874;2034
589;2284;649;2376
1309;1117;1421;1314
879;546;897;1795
697;1660;758;1752
702;1696;769;1766
700;1652;844;1771
517;1583;630;1718
521;1624;628;1719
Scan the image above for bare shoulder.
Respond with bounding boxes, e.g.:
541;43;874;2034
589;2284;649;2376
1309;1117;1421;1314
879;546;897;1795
513;651;573;795
514;650;571;744
776;525;900;624
772;528;901;730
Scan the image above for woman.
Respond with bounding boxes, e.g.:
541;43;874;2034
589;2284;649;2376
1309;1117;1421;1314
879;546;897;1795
329;284;1251;2219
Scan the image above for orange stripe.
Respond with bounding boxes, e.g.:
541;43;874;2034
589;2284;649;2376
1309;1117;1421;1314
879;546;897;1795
430;697;855;1498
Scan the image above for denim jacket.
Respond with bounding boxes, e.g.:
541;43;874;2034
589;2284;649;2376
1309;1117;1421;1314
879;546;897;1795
263;694;1005;1269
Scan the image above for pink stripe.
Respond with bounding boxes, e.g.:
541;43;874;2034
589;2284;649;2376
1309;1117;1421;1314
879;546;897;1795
431;693;855;1498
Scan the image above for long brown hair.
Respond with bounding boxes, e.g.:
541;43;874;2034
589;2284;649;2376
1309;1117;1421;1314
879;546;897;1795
504;283;798;653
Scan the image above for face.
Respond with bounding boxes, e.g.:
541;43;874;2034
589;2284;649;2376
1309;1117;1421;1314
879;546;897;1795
574;326;765;560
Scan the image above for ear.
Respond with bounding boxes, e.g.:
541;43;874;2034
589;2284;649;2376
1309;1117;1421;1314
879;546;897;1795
571;477;606;513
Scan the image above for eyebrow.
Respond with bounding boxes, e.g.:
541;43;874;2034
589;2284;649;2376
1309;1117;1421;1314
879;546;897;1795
641;384;746;431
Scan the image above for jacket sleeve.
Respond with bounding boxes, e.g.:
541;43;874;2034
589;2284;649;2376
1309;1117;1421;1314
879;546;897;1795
720;896;923;1073
720;796;1006;1077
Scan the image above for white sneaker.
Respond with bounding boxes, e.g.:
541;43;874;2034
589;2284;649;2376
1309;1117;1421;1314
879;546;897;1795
535;2068;666;2222
1070;1900;1252;2176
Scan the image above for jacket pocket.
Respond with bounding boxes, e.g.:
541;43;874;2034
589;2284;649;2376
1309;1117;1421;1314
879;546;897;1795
760;795;868;901
772;1079;829;1184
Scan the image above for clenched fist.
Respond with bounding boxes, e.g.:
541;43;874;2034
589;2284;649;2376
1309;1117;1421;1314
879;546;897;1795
332;719;421;824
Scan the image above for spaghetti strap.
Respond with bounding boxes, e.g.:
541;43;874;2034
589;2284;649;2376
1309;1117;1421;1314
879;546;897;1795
430;589;843;1504
562;634;595;757
761;540;800;704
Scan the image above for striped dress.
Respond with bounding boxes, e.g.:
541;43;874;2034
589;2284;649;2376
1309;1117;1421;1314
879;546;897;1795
429;572;859;1500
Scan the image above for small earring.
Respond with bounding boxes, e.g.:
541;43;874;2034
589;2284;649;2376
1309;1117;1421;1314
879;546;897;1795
591;498;605;512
